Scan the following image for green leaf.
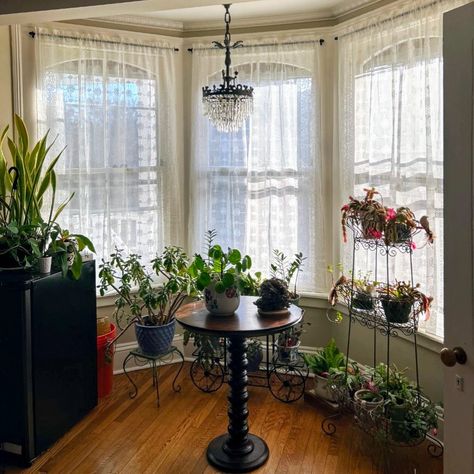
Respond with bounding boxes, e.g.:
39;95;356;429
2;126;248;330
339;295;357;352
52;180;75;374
197;272;211;288
228;249;241;264
221;272;235;288
215;281;225;293
70;252;83;280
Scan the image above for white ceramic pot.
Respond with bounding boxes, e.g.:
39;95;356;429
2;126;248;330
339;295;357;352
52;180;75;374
38;256;52;274
314;373;337;402
354;389;384;412
204;282;240;316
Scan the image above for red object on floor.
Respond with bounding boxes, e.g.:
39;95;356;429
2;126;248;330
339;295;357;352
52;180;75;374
97;323;116;398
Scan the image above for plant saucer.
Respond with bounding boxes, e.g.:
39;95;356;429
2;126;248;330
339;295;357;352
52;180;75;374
257;308;290;317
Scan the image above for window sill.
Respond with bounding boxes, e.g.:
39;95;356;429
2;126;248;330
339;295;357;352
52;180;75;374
299;292;443;354
96;291;443;354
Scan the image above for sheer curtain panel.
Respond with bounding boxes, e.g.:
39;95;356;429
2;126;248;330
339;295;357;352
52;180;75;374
35;27;183;266
336;0;469;338
189;40;327;293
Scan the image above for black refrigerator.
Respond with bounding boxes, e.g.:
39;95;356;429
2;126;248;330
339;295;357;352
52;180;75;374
0;261;97;466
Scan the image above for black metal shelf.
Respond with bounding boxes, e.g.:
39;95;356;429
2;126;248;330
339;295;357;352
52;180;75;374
322;222;442;457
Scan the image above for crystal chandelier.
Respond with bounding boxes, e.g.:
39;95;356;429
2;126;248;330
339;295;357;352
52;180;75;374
202;4;254;133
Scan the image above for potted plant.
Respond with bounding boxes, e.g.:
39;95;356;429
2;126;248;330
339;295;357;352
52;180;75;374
99;246;197;356
328;266;376;312
372;363;438;443
183;330;224;367
353;388;384;412
254;278;290;315
328;361;364;398
275;320;308;364
270;249;306;304
47;225;95;279
189;237;252;316
384;207;418;244
341;187;386;242
246;338;263;372
0;115;94;277
303;338;345;402
378;281;433;324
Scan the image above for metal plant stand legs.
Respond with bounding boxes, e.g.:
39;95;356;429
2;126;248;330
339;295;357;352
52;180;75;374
207;336;269;473
123;346;184;407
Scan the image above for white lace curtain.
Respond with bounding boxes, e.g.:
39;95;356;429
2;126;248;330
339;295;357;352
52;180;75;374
35;27;183;266
336;0;468;337
189;40;328;293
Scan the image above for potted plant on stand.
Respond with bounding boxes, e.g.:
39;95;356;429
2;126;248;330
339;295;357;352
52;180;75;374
378;281;432;324
189;242;252;316
303;338;346;402
340;187;386;242
275;319;309;364
270;249;306;305
99;246;197;356
254;277;290;315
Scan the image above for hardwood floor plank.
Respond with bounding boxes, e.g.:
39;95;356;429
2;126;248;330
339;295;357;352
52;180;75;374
1;363;443;474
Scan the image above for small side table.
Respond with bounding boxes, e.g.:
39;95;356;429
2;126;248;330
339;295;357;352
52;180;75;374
122;346;185;407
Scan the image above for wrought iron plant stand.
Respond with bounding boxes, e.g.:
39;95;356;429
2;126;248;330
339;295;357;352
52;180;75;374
189;333;309;403
322;221;443;457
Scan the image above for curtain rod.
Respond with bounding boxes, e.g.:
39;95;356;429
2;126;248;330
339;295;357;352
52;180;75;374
334;0;443;40
28;31;179;52
187;38;324;53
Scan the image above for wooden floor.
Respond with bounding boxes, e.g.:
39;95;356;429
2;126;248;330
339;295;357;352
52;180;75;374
2;363;443;474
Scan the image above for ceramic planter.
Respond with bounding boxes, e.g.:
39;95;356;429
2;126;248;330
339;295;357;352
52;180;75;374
204;282;240;316
314;374;337;402
354;389;384;412
38;256;52;274
276;341;300;364
381;297;413;324
134;318;176;356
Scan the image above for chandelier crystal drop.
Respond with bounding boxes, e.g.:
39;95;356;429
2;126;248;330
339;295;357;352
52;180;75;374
202;4;254;133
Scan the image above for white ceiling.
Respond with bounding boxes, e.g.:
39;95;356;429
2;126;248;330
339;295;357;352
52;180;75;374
110;0;378;29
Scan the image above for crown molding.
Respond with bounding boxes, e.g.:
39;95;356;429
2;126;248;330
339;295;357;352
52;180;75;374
94;14;183;31
85;0;401;38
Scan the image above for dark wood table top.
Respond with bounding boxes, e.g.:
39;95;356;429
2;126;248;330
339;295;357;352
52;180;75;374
176;296;303;337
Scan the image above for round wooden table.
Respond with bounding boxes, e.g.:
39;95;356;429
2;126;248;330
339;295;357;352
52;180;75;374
176;296;303;473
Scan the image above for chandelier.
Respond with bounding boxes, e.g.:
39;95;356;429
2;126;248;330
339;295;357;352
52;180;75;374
202;4;254;133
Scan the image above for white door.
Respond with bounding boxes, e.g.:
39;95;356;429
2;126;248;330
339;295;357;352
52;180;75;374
443;2;474;473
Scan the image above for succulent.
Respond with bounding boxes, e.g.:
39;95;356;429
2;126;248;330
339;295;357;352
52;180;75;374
254;278;290;312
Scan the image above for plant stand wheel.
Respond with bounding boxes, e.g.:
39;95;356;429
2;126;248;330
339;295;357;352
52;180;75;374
268;366;306;403
190;357;225;393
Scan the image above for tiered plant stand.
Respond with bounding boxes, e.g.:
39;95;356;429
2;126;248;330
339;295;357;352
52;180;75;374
189;333;309;403
322;222;443;457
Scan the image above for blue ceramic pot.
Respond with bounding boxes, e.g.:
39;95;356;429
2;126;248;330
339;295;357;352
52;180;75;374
135;319;176;355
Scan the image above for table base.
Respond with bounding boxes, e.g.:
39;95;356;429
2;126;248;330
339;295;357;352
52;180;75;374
207;434;269;473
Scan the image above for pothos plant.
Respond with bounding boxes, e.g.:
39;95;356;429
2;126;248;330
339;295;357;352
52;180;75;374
46;224;95;279
99;246;197;329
